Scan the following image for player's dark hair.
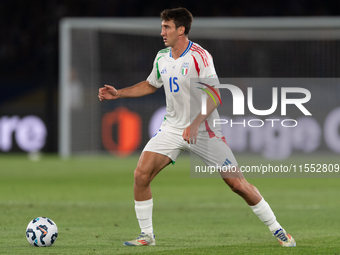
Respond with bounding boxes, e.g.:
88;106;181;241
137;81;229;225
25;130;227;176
160;7;193;35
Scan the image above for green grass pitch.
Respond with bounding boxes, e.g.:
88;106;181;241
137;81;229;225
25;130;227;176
0;153;339;254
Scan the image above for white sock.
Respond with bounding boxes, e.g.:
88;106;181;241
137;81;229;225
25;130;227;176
135;198;153;235
249;198;282;234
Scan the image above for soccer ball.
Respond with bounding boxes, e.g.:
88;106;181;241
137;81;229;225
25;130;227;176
26;217;58;247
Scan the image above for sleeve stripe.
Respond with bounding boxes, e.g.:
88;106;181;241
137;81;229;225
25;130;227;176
191;44;210;67
156;55;164;79
192;55;200;76
191;45;207;67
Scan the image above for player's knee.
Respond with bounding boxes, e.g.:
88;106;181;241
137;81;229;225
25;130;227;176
134;167;152;186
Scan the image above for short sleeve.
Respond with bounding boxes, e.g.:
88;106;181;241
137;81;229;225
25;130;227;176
197;50;219;86
147;55;163;88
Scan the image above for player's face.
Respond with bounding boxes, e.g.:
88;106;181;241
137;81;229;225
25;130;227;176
161;20;181;47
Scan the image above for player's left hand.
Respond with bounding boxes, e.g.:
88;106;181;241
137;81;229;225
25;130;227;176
182;125;198;144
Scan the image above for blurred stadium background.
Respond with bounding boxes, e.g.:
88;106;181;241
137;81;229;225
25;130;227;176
1;0;340;159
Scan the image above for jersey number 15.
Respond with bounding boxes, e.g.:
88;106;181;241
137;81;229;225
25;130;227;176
169;77;179;92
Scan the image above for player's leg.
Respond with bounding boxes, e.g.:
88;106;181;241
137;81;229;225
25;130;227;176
221;170;261;205
124;127;185;246
221;168;295;247
220;168;283;234
222;171;280;230
134;151;172;201
193;133;296;247
222;168;297;247
124;151;172;246
134;151;172;236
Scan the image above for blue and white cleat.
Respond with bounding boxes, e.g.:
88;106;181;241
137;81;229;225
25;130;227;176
273;228;296;247
123;232;156;246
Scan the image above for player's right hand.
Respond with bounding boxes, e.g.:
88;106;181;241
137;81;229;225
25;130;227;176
98;84;119;101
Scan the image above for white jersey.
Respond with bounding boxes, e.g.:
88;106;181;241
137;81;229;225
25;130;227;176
147;41;221;135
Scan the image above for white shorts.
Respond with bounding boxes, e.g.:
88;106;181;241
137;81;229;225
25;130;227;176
143;126;238;167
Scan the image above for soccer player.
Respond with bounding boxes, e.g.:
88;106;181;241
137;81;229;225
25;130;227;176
98;7;296;247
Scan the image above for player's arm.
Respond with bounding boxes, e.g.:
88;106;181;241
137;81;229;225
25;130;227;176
182;87;220;144
98;80;157;101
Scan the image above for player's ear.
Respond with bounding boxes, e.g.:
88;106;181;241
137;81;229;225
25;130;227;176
179;26;185;35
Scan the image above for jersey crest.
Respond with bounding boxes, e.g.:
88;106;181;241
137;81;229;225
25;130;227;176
181;62;189;76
